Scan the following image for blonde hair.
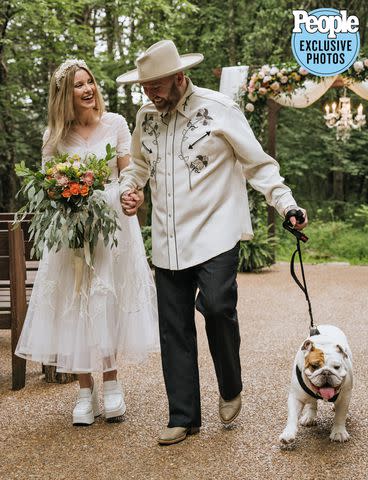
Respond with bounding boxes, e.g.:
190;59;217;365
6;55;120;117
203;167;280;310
44;62;105;155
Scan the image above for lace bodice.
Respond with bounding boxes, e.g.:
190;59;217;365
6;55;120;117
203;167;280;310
42;112;131;179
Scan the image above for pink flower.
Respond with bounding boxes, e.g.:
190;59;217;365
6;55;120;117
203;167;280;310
299;67;309;75
55;174;69;187
280;76;289;84
82;171;95;186
258;87;267;95
353;61;364;73
270;82;280;91
245;103;255;112
364;59;368;68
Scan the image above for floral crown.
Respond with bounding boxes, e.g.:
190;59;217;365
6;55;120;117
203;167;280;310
55;59;88;88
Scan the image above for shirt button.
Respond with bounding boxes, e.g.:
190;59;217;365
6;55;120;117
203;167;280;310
168;193;171;197
170;234;173;238
168;172;171;176
169;133;173;137
168;214;172;218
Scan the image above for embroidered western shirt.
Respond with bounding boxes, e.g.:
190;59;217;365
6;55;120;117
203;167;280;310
119;80;297;270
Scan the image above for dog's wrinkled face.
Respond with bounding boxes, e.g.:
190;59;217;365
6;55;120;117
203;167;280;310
302;340;348;400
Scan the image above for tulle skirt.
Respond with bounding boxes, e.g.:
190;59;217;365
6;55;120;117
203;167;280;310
15;181;159;373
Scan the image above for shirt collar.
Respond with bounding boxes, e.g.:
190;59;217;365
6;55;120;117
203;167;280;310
176;78;196;119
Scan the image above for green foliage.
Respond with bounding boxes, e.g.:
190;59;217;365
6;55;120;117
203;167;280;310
141;225;153;267
240;0;294;66
238;223;277;272
238;190;277;273
351;204;368;230
276;95;368;214
276;218;368;265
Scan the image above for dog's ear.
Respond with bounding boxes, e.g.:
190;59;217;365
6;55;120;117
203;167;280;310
302;340;314;352
336;344;348;358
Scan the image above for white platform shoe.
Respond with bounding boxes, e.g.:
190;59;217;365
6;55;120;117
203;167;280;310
103;380;126;422
72;379;100;426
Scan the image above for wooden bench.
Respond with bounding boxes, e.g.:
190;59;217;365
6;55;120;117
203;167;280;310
0;213;37;390
0;213;76;387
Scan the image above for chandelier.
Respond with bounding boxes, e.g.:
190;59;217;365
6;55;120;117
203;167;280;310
324;90;366;142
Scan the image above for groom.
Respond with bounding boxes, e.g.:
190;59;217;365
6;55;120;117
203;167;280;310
118;40;308;445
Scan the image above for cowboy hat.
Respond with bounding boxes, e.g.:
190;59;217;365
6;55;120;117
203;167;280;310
116;40;204;85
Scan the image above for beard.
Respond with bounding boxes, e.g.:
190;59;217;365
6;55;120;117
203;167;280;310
152;81;182;113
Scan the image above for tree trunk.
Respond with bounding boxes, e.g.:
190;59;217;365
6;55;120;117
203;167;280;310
333;171;344;200
332;146;344;202
0;2;17;211
105;4;118;112
227;0;237;65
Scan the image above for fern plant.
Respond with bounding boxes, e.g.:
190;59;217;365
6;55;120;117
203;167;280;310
351;204;368;231
238;223;277;272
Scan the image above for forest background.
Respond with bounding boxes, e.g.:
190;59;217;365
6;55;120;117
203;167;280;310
1;0;367;265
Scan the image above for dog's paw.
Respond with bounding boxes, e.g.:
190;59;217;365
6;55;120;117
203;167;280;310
279;428;296;444
330;426;350;442
299;412;317;427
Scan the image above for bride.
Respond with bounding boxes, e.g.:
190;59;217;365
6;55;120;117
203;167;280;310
15;59;159;426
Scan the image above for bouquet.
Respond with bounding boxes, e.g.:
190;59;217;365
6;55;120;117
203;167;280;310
15;144;119;265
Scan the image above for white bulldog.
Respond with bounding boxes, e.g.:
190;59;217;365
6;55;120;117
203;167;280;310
280;325;353;444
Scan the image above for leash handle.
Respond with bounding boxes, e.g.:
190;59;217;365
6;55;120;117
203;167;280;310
282;209;308;243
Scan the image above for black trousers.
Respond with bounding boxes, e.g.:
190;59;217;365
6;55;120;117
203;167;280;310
155;242;242;428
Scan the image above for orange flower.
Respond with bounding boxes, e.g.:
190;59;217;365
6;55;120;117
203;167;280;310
69;182;80;195
80;184;89;197
62;188;72;198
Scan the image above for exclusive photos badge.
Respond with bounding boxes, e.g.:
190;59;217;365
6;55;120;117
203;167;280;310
292;9;360;76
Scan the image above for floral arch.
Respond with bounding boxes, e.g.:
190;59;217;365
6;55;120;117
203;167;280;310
240;59;368;111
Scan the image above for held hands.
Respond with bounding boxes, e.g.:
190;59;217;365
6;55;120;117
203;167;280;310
120;188;144;216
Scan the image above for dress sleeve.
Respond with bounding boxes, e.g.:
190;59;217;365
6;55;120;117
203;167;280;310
42;129;54;167
116;115;131;157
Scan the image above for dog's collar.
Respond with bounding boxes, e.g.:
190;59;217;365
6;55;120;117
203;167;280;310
296;365;340;403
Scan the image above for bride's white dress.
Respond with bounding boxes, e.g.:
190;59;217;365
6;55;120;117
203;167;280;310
15;112;159;373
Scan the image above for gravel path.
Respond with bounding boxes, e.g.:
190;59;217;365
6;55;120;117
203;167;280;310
1;263;367;480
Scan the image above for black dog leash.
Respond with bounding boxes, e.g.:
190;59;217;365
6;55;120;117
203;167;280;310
283;209;320;337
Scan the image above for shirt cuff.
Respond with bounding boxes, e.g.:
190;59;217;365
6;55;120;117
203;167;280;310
283;205;299;216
